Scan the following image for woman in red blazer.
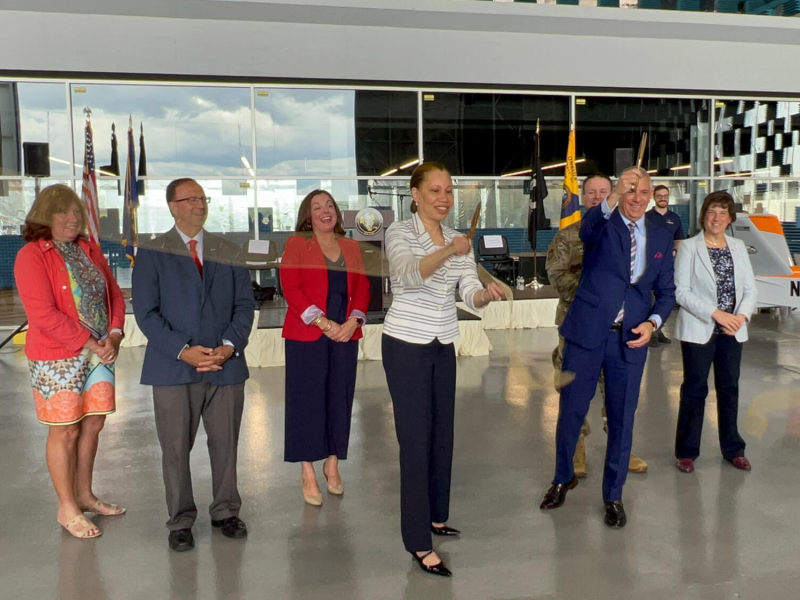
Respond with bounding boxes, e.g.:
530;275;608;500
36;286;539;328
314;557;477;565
281;190;370;505
14;184;126;540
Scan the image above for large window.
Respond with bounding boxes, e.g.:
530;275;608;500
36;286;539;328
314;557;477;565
423;93;570;176
70;83;253;179
4;77;800;302
255;89;418;178
714;100;800;178
576;96;710;177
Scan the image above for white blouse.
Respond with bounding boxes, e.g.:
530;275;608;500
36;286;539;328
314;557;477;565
383;213;485;345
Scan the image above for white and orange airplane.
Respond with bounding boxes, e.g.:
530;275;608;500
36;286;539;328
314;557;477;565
729;213;800;310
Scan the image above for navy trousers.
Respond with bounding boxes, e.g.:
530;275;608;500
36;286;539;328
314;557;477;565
382;335;456;553
284;337;358;462
554;330;647;502
675;335;745;461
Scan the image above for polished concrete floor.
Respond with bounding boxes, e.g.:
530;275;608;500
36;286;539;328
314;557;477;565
2;314;800;600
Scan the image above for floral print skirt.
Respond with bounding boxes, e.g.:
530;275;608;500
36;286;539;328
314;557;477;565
28;349;115;426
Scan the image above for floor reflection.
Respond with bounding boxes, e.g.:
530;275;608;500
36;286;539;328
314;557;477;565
211;530;246;600
287;501;360;600
58;536;108;600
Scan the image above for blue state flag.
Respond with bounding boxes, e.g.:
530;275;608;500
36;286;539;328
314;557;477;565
122;121;139;266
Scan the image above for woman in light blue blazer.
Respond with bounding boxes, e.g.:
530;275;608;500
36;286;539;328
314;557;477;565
673;191;758;474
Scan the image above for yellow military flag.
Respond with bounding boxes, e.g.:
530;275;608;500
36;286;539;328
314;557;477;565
559;128;580;229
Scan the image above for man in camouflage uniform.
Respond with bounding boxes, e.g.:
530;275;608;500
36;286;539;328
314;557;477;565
546;173;648;478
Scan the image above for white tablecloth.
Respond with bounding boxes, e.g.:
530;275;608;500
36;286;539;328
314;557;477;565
457;298;559;330
122;312;495;368
120;300;556;368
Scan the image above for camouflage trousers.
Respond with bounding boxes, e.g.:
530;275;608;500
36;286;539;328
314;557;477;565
552;334;607;437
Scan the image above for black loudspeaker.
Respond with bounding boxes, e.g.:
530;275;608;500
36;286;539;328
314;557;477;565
614;148;633;177
100;208;121;241
518;255;547;281
23;142;50;178
360;241;385;312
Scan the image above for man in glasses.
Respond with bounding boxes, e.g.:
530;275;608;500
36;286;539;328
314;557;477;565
646;185;686;347
132;178;254;552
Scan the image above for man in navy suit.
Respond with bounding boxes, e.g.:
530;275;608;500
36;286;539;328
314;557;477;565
132;178;254;551
539;167;676;528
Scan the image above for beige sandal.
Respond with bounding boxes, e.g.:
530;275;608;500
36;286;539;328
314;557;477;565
80;499;126;516
60;514;102;539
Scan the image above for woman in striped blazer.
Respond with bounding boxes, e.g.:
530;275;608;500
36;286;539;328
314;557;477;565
382;162;503;577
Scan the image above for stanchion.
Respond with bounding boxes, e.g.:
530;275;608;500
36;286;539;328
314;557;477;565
0;321;27;350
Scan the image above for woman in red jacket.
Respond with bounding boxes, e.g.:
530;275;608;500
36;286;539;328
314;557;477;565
281;190;370;505
14;184;126;539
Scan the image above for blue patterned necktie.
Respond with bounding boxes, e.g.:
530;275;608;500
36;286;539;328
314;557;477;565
628;222;637;280
615;222;637;323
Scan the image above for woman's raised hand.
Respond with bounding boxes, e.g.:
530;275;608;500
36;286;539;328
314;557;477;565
450;236;472;256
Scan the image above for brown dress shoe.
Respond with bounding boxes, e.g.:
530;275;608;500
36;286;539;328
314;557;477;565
540;475;578;510
573;435;587;479
628;453;648;473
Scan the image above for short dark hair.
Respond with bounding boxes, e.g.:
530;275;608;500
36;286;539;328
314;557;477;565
295;190;346;236
166;178;199;204
581;173;612;193
409;161;450;214
699;191;737;230
653;185;669;195
22;184;89;243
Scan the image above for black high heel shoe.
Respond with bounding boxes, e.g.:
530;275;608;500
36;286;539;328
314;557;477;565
431;524;460;536
410;551;452;577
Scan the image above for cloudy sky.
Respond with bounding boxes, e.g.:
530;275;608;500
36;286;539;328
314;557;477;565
15;82;358;180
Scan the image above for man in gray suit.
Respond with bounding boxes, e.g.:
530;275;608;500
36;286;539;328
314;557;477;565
132;178;254;552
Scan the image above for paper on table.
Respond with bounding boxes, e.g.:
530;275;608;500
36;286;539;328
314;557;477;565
483;235;504;249
248;240;271;254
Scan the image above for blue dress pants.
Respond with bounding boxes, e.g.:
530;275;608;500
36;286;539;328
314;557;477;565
554;330;647;502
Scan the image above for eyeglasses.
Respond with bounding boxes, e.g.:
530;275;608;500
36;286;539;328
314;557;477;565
172;196;211;206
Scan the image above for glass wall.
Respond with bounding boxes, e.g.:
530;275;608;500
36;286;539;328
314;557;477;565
3;76;800;300
422;92;570;176
487;0;800;18
575;96;710;177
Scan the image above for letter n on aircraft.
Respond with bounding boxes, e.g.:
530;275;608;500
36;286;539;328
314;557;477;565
792;280;800;297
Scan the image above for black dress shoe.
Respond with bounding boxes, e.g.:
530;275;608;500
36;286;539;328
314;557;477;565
656;330;671;344
539;475;578;510
168;528;195;552
603;501;627;528
211;516;248;539
410;551;452;577
431;524;460;536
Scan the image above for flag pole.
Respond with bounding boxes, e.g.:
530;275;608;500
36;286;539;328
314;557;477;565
531;119;542;289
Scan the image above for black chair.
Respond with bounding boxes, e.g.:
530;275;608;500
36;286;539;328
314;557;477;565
477;235;515;285
242;239;280;301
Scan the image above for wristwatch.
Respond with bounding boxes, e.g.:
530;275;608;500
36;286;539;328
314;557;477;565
647;319;658;330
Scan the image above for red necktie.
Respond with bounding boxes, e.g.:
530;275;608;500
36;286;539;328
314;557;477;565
188;239;203;276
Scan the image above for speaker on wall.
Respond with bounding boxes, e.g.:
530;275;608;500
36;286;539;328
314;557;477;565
23;142;50;178
100;208;120;241
614;148;634;177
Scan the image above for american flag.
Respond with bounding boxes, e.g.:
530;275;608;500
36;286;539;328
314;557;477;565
81;121;101;244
